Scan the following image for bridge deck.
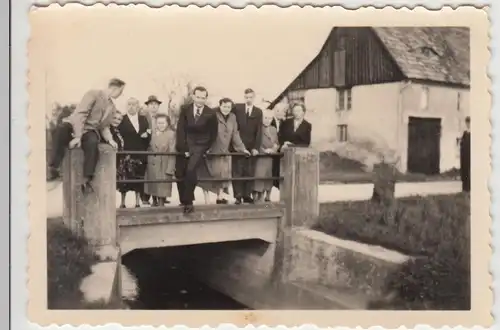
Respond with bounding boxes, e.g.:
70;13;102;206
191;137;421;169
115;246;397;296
118;203;284;252
117;202;285;226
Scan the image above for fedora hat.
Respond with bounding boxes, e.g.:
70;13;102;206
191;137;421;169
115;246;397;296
145;95;162;105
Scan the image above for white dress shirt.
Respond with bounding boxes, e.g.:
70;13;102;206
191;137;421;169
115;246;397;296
128;113;140;132
193;104;203;118
246;105;253;117
293;119;303;132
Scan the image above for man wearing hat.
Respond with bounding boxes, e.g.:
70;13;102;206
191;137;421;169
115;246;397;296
140;95;163;204
460;116;471;192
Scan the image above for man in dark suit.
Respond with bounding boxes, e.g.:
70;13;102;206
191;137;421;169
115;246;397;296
47;78;125;193
460;116;471;192
231;88;262;204
175;86;218;213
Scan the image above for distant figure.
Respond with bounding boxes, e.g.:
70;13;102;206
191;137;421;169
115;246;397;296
175;86;218;214
144;113;176;207
47;78;125;194
460;116;471;192
118;98;151;208
231;88;263;204
253;110;280;203
278;103;312;149
141;95;163;205
198;98;250;204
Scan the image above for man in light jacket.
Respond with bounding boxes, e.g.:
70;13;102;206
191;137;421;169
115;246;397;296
47;78;125;193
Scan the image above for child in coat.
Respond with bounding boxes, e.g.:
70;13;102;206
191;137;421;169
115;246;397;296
253;110;279;203
144;113;176;207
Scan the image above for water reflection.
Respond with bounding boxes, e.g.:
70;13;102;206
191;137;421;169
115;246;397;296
122;248;250;310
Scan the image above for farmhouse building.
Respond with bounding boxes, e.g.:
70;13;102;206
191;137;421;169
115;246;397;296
271;27;470;174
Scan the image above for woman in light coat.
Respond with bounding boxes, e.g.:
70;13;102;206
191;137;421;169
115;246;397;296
198;98;250;204
144;113;176;206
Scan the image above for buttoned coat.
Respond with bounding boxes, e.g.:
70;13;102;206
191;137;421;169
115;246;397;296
198;110;247;192
144;129;176;198
64;89;117;139
254;125;279;192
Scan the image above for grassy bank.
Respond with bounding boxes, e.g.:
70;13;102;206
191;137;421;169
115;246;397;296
315;193;470;310
47;220;102;309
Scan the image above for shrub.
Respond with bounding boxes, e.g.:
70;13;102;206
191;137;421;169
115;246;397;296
47;220;99;309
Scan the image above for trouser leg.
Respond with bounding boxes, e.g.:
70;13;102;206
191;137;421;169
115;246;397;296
183;152;205;205
81;130;100;179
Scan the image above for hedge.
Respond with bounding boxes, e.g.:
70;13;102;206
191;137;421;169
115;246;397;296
47;220;100;309
315;193;470;310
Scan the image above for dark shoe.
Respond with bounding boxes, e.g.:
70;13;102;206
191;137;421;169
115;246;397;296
142;200;151;205
243;196;254;204
152;201;159;207
135;204;141;208
264;198;271;202
235;198;242;205
47;167;61;182
221;198;228;204
119;204;126;209
183;204;194;214
216;199;227;205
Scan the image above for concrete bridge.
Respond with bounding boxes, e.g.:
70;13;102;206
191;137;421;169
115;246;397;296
66;145;375;309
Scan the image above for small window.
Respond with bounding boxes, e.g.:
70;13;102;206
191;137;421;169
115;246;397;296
337;124;348;142
420;86;429;111
337;88;352;111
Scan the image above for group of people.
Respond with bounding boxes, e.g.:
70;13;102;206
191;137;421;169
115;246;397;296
47;78;312;214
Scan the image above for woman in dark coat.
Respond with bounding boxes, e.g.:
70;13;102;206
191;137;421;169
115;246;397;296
272;103;312;189
117;98;151;207
460;116;471;192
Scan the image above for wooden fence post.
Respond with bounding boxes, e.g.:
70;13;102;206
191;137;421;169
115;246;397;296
62;143;121;308
273;147;320;285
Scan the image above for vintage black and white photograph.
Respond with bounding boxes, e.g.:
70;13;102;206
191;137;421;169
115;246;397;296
27;4;490;328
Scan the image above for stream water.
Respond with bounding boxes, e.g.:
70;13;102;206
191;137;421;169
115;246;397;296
122;248;251;310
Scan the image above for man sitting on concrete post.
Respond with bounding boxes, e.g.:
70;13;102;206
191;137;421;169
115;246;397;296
46;78;126;194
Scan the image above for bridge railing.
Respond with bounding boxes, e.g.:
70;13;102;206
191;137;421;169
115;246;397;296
115;150;283;185
62;145;319;277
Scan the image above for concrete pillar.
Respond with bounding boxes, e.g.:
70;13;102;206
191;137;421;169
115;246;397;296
62;143;122;308
62;143;117;246
273;147;320;284
280;147;320;228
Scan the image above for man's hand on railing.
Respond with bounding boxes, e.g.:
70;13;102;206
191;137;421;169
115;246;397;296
108;140;118;150
184;152;190;158
243;149;251;157
251;149;259;156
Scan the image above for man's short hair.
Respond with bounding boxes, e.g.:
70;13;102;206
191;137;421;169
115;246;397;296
244;88;255;95
109;78;126;88
219;97;234;106
193;86;208;96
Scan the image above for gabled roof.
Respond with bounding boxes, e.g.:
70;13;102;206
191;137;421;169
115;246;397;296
372;27;470;86
270;26;470;106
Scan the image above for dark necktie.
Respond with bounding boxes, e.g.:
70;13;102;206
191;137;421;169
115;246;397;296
195;107;202;121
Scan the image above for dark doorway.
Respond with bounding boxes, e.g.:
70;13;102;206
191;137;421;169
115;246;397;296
407;117;442;175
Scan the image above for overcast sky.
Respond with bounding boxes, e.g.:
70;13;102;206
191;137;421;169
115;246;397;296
29;5;332;113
